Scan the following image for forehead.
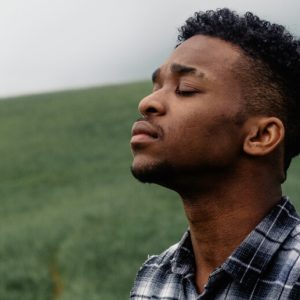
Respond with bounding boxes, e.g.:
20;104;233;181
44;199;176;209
160;35;243;80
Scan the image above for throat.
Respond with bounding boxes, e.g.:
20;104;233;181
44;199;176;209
182;191;282;294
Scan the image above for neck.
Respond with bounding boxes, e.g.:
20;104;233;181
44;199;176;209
177;166;282;293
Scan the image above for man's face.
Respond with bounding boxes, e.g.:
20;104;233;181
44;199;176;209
130;35;248;188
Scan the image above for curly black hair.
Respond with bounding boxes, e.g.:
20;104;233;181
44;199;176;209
178;8;300;172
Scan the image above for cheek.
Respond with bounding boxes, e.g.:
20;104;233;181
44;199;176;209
165;113;243;164
164;117;210;157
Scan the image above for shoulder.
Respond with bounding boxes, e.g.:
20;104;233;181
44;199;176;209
133;242;179;277
289;225;300;298
284;221;300;254
260;219;300;298
278;198;300;259
276;223;300;297
130;243;179;298
145;242;179;267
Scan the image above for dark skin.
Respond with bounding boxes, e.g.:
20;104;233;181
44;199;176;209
130;35;285;293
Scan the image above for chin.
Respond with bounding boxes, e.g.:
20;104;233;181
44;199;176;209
130;159;175;185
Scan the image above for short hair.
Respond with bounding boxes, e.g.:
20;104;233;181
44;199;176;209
177;8;300;171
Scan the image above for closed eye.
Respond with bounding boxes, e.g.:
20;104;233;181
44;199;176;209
175;88;199;97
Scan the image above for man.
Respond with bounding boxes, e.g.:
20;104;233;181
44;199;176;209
130;8;300;299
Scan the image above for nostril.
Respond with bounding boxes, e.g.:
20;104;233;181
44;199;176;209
146;107;158;114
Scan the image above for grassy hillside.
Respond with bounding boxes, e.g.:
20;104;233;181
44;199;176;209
0;82;299;300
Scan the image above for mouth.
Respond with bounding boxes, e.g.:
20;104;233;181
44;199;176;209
130;121;159;146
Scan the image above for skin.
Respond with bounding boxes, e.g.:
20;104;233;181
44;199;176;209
130;35;285;293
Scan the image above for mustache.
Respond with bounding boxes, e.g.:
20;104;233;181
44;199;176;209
136;117;146;122
135;117;164;139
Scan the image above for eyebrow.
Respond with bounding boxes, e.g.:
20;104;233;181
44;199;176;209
151;63;204;83
171;63;204;78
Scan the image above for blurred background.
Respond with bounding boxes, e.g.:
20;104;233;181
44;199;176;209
1;1;300;299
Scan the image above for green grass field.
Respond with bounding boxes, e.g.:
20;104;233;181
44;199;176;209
0;81;299;300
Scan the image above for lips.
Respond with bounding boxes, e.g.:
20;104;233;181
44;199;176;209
131;121;160;145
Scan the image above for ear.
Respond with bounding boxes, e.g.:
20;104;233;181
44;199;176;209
243;117;285;156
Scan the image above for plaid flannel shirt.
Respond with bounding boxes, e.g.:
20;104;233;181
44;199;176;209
130;197;300;299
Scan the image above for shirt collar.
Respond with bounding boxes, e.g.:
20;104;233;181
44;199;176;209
222;196;300;289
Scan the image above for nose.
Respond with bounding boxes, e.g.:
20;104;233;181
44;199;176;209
138;92;166;117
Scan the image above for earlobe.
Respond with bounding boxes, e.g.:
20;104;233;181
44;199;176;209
243;117;285;156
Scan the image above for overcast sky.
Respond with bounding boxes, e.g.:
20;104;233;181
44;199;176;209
1;0;300;98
